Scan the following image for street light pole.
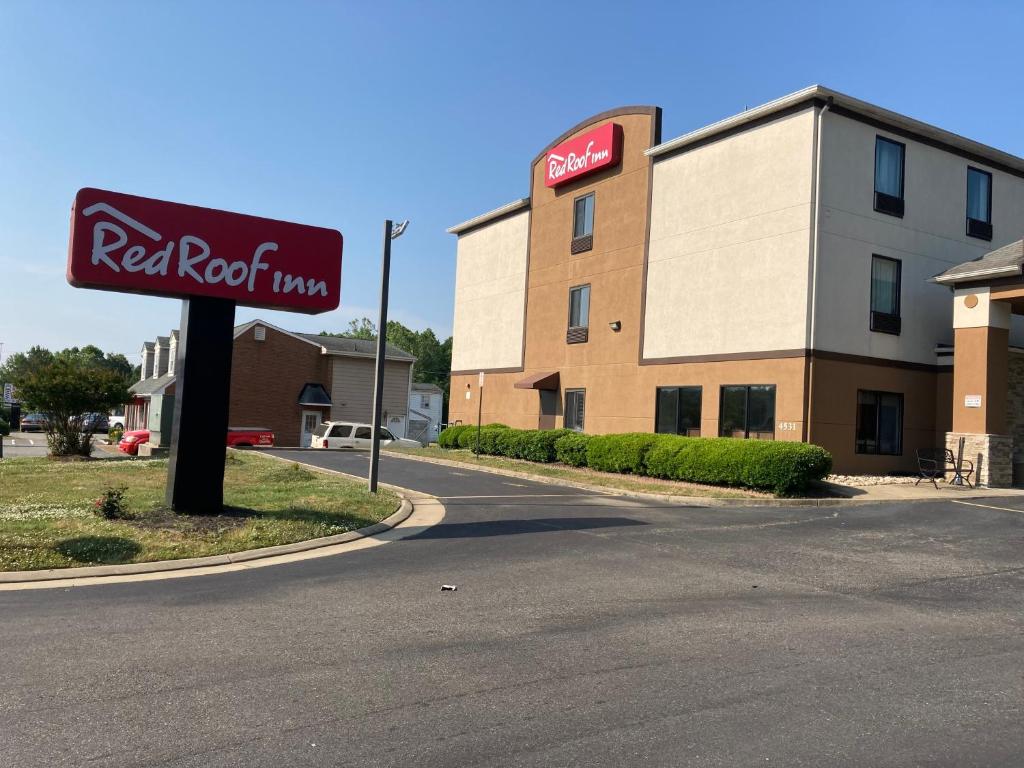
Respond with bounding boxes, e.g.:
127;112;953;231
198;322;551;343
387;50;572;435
368;218;408;493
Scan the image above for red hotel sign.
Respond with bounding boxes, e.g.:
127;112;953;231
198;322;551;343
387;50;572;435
67;188;343;313
544;123;623;188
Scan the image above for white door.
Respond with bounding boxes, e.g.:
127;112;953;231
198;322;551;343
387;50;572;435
301;411;321;447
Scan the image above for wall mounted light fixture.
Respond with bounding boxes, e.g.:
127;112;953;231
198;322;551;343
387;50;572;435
609;320;622;331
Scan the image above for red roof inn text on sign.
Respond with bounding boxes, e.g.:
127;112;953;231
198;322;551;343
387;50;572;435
67;188;343;314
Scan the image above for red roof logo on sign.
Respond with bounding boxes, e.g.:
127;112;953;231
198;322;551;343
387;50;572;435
67;188;343;314
544;123;623;188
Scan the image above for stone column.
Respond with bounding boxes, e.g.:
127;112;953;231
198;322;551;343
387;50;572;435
948;288;1012;486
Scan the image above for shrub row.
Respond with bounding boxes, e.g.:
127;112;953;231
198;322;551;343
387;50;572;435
437;425;832;495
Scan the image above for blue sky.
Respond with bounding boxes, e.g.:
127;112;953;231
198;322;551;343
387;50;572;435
2;0;1023;365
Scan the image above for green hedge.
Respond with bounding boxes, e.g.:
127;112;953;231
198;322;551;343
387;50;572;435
554;432;591;466
437;425;831;495
644;436;832;495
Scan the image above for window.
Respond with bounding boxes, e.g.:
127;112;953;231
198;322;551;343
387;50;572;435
379;428;395;441
870;255;901;334
966;167;993;240
856;390;903;455
354;426;371;439
719;385;776;440
567;284;590;343
874;136;905;217
565;389;586;431
313;423;329;438
572;193;594;253
420;395;431;408
655;387;702;436
328;424;352;438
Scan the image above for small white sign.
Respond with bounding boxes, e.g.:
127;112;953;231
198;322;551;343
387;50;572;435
465;390;471;400
965;395;982;408
2;383;12;404
478;371;485;387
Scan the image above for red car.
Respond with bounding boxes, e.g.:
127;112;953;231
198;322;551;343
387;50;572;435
118;429;149;455
118;427;274;455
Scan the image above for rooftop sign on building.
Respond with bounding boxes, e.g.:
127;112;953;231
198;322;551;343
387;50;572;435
67;188;343;313
544;123;623;188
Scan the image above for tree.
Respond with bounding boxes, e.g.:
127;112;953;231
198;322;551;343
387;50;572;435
2;345;134;456
15;358;131;456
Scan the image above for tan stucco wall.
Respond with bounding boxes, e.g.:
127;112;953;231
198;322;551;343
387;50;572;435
814;110;1024;364
643;108;815;358
450;210;529;371
451;356;807;440
809;357;942;474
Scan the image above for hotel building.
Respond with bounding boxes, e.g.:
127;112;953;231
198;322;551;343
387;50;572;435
447;86;1024;481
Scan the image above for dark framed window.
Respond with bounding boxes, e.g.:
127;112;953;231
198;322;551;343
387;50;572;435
856;390;903;455
874;136;905;217
567;284;590;344
656;386;702;436
328;424;352;438
354;426;371;439
870;255;901;335
572;193;595;253
719;385;775;440
966;167;993;240
565;389;586;432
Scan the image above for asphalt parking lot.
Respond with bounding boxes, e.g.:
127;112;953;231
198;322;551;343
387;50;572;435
2;449;1024;767
1;431;113;458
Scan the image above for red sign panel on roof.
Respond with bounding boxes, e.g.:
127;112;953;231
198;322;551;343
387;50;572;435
67;188;343;313
544;123;623;188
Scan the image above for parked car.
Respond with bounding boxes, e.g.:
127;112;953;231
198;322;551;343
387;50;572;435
118;428;149;455
20;412;49;432
119;428;275;455
310;421;422;449
226;427;275;448
82;412;109;433
109;408;126;431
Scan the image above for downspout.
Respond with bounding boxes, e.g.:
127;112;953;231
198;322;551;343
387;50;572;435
804;96;832;445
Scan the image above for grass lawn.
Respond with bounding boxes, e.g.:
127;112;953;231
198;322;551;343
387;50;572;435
0;451;399;572
385;446;762;499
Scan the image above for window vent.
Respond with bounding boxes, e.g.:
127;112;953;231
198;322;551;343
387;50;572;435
966;218;993;241
873;192;904;218
571;234;593;254
566;326;589;344
254;326;266;342
870;311;901;335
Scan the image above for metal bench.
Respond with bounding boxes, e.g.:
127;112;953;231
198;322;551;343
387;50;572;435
916;447;974;489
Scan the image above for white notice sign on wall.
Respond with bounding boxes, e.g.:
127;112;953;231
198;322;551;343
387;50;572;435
965;395;982;408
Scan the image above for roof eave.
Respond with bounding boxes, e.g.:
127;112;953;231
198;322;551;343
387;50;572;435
931;265;1022;285
447;198;530;235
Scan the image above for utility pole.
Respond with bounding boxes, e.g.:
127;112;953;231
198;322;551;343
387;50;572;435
368;219;409;493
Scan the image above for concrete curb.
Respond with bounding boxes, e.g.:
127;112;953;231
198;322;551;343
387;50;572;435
0;457;416;584
379;450;900;508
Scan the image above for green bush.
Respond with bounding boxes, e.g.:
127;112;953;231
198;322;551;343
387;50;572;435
438;425;471;448
108;426;123;444
644;435;832;495
522;429;572;462
455;425;508;453
585;433;662;475
93;486;131;520
554;432;591;466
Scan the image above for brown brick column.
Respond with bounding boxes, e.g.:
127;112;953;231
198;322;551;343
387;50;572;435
948;289;1012;486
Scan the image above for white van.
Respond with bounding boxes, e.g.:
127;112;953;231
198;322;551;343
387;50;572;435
310;421;422;449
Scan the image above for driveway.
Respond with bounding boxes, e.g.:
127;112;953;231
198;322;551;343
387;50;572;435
2;449;1023;767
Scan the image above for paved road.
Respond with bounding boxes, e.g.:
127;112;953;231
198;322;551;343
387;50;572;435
3;450;1024;767
2;431;114;458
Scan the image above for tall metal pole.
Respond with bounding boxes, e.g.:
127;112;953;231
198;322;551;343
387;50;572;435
368;220;393;493
475;374;484;455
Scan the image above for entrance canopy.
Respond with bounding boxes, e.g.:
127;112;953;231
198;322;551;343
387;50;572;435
514;371;560;391
933;239;1024;486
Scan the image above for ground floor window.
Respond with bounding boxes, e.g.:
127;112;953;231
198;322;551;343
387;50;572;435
565;389;585;432
856;390;903;455
655;386;702;436
719;385;775;439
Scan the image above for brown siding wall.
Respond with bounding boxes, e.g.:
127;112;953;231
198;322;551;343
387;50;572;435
230;326;332;446
810;357;941;473
329;357;411;424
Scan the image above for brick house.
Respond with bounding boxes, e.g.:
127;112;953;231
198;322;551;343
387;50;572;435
128;319;415;449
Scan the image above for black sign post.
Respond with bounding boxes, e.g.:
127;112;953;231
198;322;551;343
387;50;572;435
165;297;237;514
